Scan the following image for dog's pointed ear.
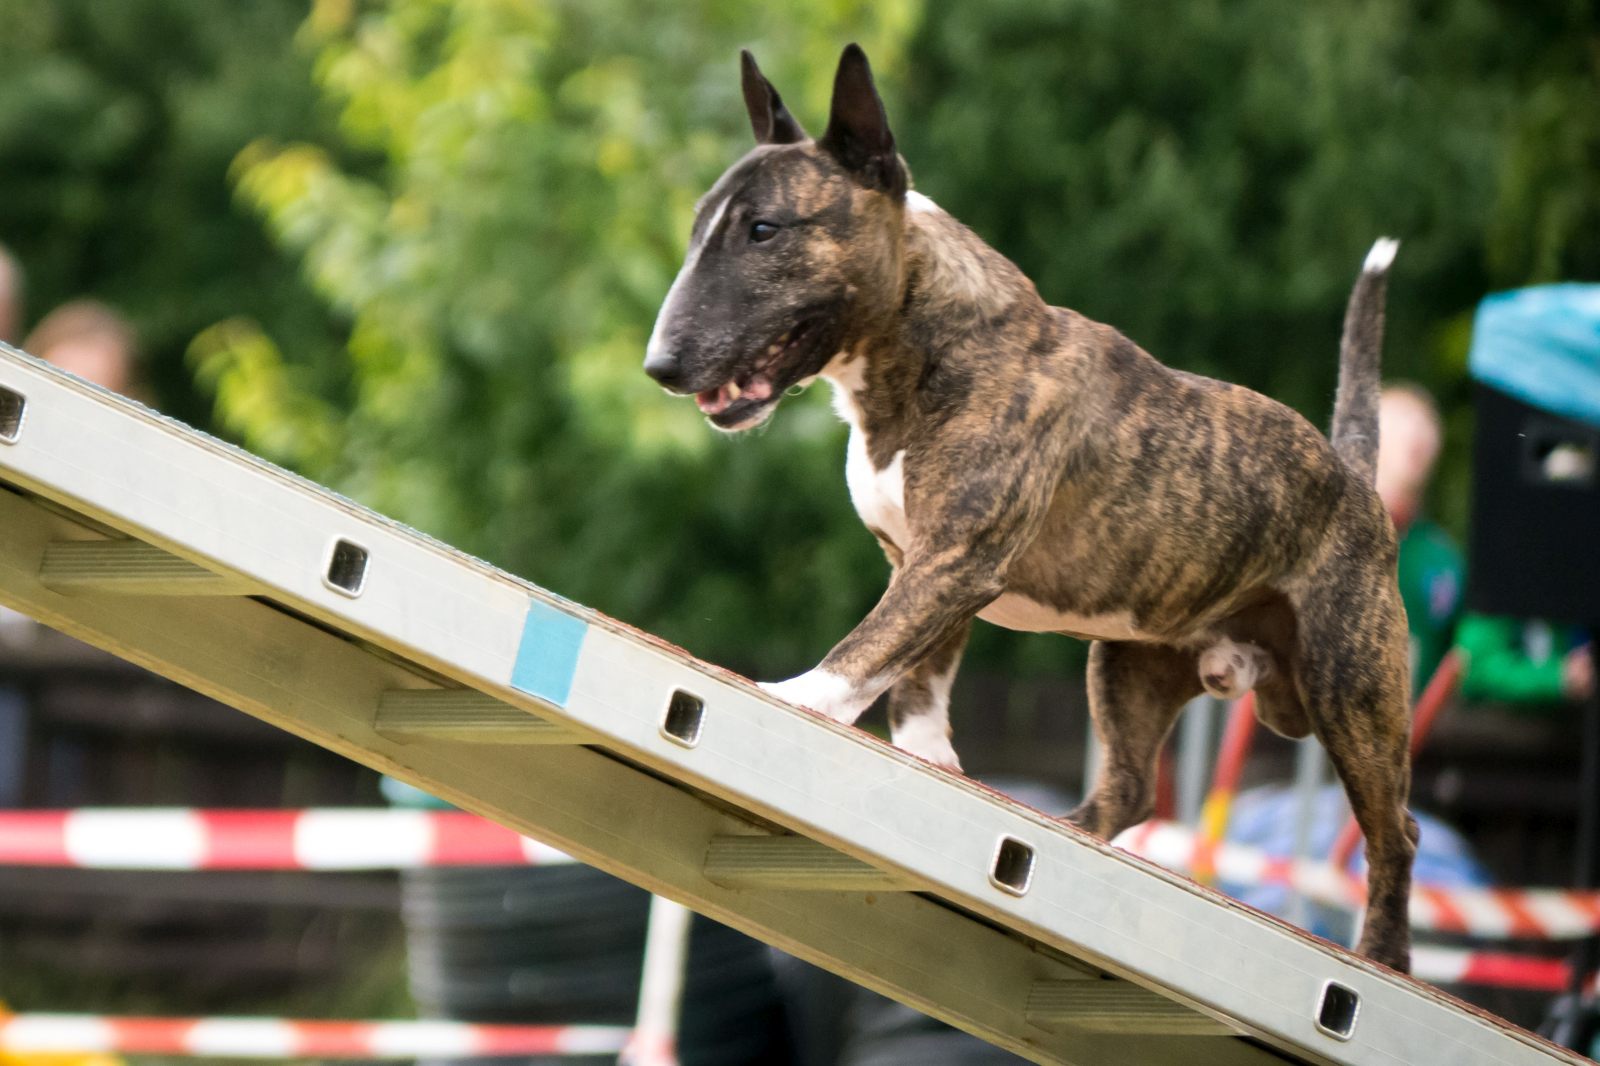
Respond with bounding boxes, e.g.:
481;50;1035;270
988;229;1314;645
740;50;807;145
819;43;905;197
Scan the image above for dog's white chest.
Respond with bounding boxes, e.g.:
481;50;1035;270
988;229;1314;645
826;364;913;551
845;432;910;550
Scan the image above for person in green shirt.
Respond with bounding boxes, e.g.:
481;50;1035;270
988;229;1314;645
1456;614;1594;709
1376;384;1466;696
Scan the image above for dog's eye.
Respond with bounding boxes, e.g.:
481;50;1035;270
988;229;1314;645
749;221;780;243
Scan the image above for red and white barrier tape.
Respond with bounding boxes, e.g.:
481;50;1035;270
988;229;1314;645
1118;820;1600;942
0;1015;628;1059
1412;947;1594;994
8;809;1599;943
0;809;572;870
0;952;1573;1062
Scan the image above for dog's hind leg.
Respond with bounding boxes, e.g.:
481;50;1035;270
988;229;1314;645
1065;641;1202;839
1292;579;1417;973
886;621;970;771
1253;672;1313;739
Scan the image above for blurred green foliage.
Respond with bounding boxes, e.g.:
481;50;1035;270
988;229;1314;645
196;0;917;676
3;0;1596;678
0;0;342;427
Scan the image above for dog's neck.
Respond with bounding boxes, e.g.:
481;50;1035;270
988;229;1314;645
821;191;1056;455
900;191;1040;323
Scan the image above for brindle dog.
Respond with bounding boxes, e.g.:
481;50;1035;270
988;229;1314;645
644;44;1416;972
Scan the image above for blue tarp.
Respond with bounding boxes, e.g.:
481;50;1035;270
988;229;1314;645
1224;784;1491;945
1469;284;1600;428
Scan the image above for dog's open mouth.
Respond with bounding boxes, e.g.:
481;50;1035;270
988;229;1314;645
696;321;818;425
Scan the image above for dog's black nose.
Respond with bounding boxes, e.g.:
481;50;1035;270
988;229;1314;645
644;351;683;387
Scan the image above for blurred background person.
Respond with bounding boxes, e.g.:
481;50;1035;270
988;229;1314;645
1376;383;1466;695
0;243;22;345
0;244;34;806
23;299;141;399
1220;380;1489;963
1;298;146;801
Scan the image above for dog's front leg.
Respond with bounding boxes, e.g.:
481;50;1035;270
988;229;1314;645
761;546;1003;726
884;620;970;770
765;417;1063;740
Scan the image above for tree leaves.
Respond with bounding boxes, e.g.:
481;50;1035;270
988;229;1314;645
13;0;1586;678
209;1;913;675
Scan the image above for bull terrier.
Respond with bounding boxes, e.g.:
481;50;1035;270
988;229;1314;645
644;44;1415;971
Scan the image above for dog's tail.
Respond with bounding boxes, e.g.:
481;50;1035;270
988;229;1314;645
1329;237;1399;485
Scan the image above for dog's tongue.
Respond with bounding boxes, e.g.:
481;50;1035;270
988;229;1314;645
696;386;732;415
696;374;774;415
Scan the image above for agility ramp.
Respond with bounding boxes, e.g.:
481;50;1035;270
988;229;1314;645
0;342;1584;1066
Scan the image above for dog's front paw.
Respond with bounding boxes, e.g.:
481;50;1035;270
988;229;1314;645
891;715;964;773
760;669;870;726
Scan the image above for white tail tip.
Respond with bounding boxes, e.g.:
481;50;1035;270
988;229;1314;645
1364;237;1400;273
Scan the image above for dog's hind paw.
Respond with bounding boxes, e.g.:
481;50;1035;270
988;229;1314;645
891;715;964;773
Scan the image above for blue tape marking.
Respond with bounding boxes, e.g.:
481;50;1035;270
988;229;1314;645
510;599;589;707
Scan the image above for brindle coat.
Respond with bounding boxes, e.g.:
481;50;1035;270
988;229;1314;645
645;45;1417;973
